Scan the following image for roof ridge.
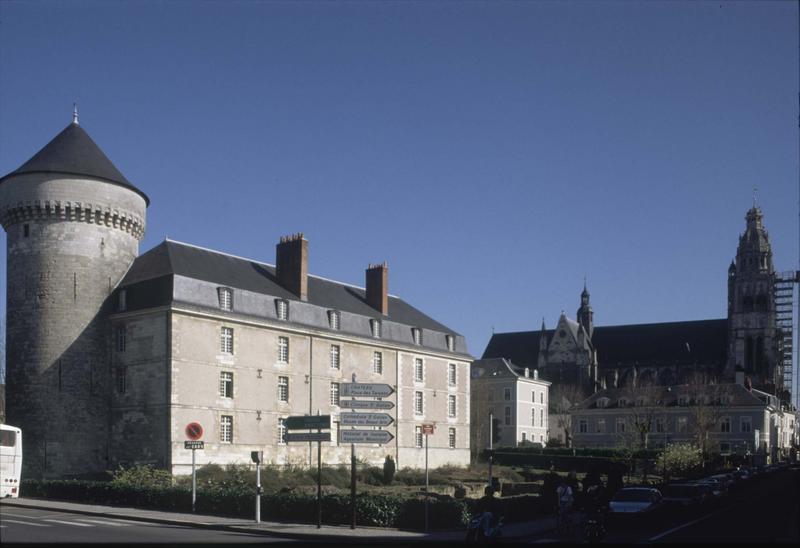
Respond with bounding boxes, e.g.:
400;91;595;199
163;238;401;298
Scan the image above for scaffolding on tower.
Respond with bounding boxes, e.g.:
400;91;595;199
774;271;798;401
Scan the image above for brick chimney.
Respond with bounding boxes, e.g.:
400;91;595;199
276;233;308;301
365;262;389;315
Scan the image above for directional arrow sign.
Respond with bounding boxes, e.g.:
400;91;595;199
339;429;394;444
339;399;395;410
340;413;394;427
285;432;331;443
341;383;394;398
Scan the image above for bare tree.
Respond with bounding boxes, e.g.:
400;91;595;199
684;373;732;462
622;381;663;451
550;383;587;448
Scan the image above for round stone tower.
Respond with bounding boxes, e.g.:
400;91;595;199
0;115;148;478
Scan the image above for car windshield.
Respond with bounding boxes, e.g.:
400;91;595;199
613;489;654;502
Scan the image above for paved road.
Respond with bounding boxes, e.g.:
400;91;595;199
0;506;296;544
525;467;799;544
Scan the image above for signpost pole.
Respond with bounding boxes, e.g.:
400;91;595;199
350;443;356;529
256;459;261;524
488;412;493;492
317;427;322;529
424;432;429;532
191;448;197;513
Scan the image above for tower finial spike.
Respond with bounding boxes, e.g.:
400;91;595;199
72;102;79;125
753;187;758;208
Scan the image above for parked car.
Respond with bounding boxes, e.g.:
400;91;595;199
608;488;663;515
661;483;713;507
733;466;752;481
708;473;736;489
691;477;728;499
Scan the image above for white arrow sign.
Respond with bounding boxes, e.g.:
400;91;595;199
340;413;394;427
341;383;395;398
339;429;394;444
339;399;395;410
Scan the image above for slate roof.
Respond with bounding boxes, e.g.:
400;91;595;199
483;319;728;369
471;358;551;383
120;239;459;334
0;122;149;205
574;383;768;410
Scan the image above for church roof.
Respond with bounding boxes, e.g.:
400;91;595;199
482;318;728;370
120;239;461;336
0;122;149;205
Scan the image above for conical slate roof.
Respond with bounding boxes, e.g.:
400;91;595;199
0;122;149;205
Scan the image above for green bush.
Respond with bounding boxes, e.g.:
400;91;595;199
656;443;703;477
111;465;174;490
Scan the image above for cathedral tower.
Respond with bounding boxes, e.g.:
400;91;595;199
0;115;148;477
577;282;594;338
726;205;778;392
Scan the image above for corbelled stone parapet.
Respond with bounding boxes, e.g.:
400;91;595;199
0;199;145;240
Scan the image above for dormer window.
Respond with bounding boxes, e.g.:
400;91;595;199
678;395;689;406
275;299;289;321
596;398;609;409
328;310;341;330
118;289;127;312
218;287;233;311
618;397;629;407
636;397;647;407
446;334;455;352
370;319;382;338
412;327;423;346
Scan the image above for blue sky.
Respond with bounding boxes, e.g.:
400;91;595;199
0;0;798;368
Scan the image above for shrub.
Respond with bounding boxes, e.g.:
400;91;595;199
656;443;703;478
110;465;173;489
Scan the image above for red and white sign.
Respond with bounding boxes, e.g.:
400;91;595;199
422;424;435;435
185;422;204;441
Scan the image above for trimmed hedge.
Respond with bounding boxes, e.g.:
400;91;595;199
20;480;470;530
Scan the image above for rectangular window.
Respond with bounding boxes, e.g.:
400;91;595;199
504;406;512;426
415;426;423;448
220;327;234;354
373;351;383;374
720;417;731;433
616;418;626;433
540;392;544;404
521;432;527;443
414;358;424;382
532;408;536;427
115;367;126;395
741;417;752;432
118;289;127;312
655;418;664;433
532;390;536;403
219;371;233;398
579;419;588;433
330;345;340;369
371;319;381;338
448;395;457;418
415;391;424;415
449;427;456;449
678;416;688;433
540;409;544;426
278;336;289;363
330;382;340;406
412;327;422;345
504;387;511;401
278;376;289;403
218;287;233;311
275;299;288;321
23;223;30;237
116;326;127;353
278;418;287;445
596;419;606;433
220;415;233;443
448;364;457;386
328;310;340;330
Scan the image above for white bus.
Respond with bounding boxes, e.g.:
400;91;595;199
1;424;22;498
